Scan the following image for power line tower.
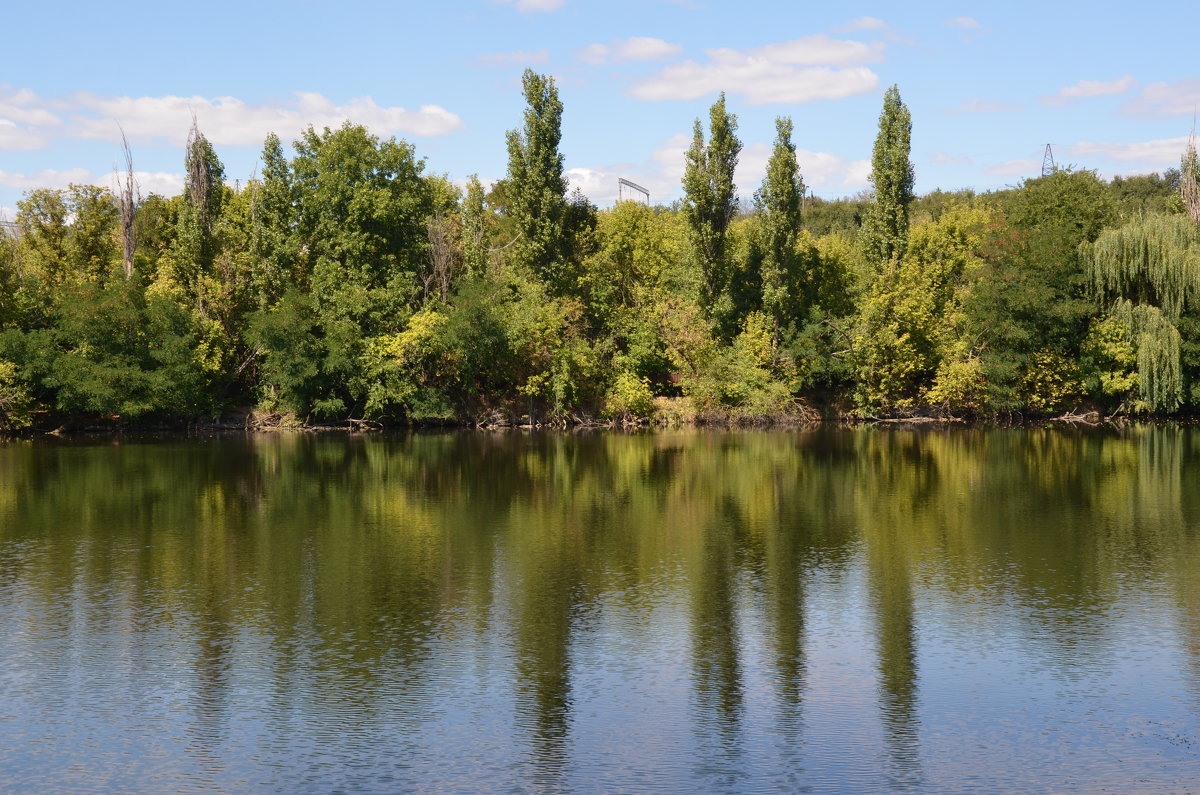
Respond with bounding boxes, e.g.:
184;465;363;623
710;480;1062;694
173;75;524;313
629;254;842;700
1041;144;1056;177
617;178;649;205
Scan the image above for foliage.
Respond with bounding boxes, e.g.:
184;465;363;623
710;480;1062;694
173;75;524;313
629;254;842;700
505;69;568;287
6;77;1200;432
860;85;914;271
682;93;741;315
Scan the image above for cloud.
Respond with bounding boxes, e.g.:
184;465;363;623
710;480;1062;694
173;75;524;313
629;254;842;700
567;131;870;205
0;119;50;151
944;16;981;29
475;49;551;67
833;16;888;32
630;35;882;104
1040;75;1135;106
1070;136;1190;164
1121;78;1200;117
984;159;1040;177
577;37;682;65
493;0;564;12
932;153;973;165
943;98;1023;113
0;168;93;190
0;86;62;127
93;170;185;197
67;91;464;146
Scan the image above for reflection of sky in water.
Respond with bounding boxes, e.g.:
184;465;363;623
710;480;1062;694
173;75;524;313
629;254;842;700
0;428;1198;792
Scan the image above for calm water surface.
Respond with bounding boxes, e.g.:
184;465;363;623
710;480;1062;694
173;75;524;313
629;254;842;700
1;427;1198;792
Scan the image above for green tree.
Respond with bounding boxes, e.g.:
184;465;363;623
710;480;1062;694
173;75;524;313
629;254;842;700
505;69;568;286
176;122;227;285
755;116;804;334
682;93;741;315
860;85;914;270
461;175;489;278
251;132;303;305
251;122;432;419
1079;213;1200;410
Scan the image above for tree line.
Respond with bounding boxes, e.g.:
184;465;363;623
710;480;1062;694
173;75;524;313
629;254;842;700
1;70;1198;430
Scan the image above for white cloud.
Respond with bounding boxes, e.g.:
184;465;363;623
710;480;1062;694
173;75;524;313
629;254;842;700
834;16;888;32
932;153;973;165
943;98;1023;113
1040;75;1135;106
577;43;610;65
630;35;882;104
747;35;884;67
67;91;464;146
944;16;981;29
0;119;50;151
0;168;93;190
1121;79;1200;117
577;37;683;65
93;170;185;197
567;131;869;205
0;85;62;127
476;49;551;66
617;37;683;61
1070;136;1190;164
494;0;564;12
984;159;1040;177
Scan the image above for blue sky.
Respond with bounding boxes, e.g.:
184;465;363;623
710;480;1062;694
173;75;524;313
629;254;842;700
1;0;1197;218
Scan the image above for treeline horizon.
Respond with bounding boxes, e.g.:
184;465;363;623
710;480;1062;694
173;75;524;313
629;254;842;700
1;69;1199;431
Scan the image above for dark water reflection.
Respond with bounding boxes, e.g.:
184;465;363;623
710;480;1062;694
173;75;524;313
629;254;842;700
1;427;1199;792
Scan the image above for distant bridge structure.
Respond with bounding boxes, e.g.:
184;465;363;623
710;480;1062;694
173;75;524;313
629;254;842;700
617;178;649;205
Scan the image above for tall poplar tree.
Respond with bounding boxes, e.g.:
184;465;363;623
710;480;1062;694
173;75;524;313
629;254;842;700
505;69;567;285
756;116;804;333
178;122;226;284
682;93;741;313
251;132;301;305
861;85;914;270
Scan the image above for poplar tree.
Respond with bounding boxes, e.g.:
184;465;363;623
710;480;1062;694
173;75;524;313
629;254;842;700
178;122;226;283
505;69;567;285
682;92;741;313
756;116;804;332
861;85;914;270
462;175;489;278
251;132;301;305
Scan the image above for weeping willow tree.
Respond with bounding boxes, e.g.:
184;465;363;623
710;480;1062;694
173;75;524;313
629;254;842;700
1081;214;1200;410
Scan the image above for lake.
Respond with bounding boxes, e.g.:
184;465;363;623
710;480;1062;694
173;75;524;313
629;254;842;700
1;427;1198;792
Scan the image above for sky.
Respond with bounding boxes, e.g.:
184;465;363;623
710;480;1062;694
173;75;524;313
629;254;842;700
1;0;1198;219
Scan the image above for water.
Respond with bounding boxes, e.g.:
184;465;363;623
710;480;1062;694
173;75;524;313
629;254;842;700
0;427;1198;792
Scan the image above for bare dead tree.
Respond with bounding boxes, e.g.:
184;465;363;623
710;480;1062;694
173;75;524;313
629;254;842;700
1182;128;1200;224
117;127;139;280
186;116;213;236
424;210;461;303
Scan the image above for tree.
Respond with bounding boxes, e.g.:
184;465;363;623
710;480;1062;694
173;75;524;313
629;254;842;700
755;116;804;334
251;122;432;418
505;69;567;286
682;92;741;314
251;131;302;305
461;175;489;278
860;85;914;270
177;121;226;284
1182;134;1200;223
1080;214;1200;411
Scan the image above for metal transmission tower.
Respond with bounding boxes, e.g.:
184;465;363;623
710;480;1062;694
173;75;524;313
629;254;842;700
1041;144;1056;177
617;178;650;205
